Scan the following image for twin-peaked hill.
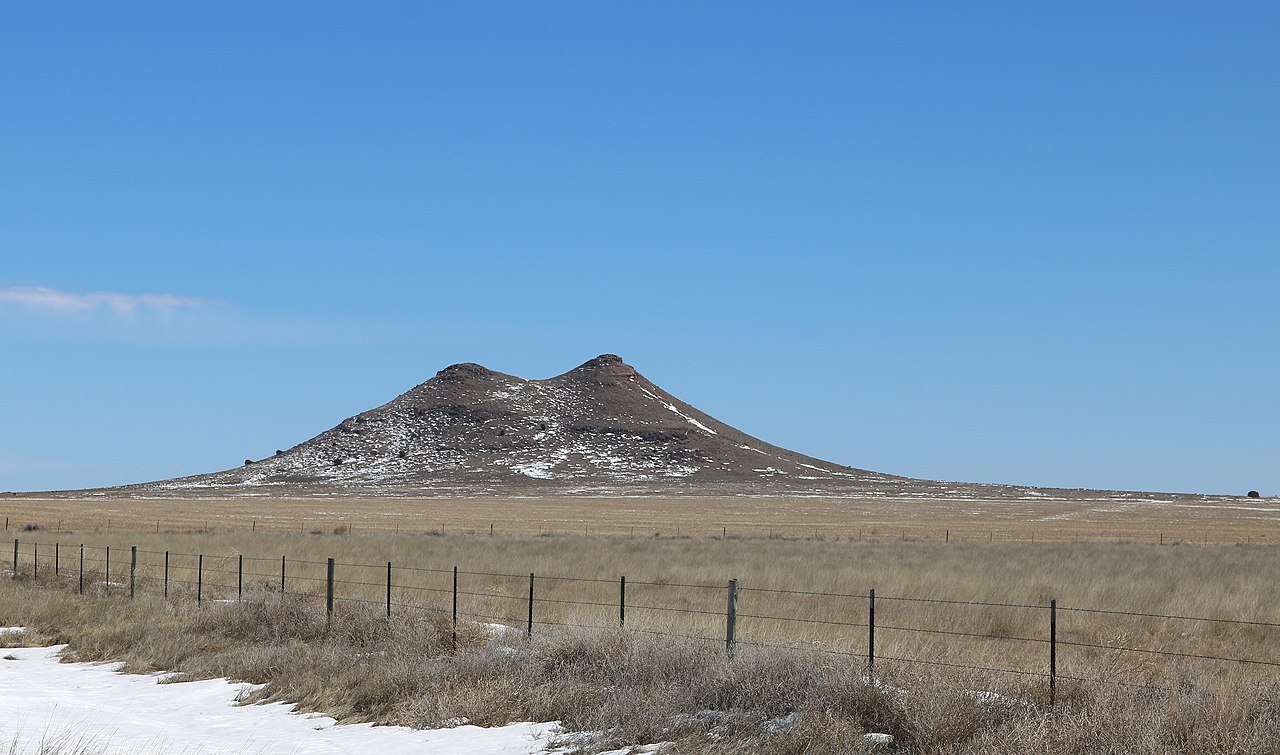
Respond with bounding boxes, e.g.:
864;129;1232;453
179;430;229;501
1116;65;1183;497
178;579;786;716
134;354;901;496
114;354;1231;502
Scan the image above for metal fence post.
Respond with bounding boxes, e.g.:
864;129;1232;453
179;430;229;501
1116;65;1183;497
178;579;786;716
55;543;59;576
619;575;626;628
452;565;458;651
129;546;136;599
197;554;203;606
237;554;243;601
326;558;335;618
33;543;37;580
280;555;286;593
386;561;392;619
527;573;535;640
164;551;169;598
1050;598;1057;706
12;538;17;579
868;588;876;674
726;578;738;658
105;546;110;595
78;544;84;594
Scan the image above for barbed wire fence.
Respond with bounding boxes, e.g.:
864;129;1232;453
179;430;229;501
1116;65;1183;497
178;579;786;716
6;537;1279;706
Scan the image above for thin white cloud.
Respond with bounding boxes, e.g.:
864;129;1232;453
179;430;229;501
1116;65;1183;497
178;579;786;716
0;286;219;312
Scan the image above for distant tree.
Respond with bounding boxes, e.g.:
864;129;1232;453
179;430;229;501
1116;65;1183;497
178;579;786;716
244;459;253;466
1247;490;1261;498
276;450;283;456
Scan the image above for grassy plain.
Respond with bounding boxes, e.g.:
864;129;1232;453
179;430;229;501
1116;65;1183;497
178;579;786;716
3;535;1279;753
2;493;1278;752
7;528;1280;693
3;492;1279;544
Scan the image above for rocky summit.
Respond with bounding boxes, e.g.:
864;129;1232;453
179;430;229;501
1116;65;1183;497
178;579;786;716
123;354;912;496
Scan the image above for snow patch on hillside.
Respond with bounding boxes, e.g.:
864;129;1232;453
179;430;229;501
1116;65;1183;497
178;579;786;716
636;386;717;435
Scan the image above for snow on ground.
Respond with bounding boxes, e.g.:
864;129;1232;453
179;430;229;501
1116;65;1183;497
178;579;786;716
512;459;558;479
0;643;561;754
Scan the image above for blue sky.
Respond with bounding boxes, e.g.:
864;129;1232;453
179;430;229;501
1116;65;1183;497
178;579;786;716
1;2;1276;495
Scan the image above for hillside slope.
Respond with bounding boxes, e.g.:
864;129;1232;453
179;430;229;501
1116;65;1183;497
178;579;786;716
132;355;904;495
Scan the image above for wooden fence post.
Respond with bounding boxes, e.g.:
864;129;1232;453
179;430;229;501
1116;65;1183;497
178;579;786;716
868;588;876;674
726;579;738;658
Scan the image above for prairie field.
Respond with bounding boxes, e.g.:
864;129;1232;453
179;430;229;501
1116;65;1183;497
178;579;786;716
4;492;1278;544
2;494;1279;752
6;524;1279;694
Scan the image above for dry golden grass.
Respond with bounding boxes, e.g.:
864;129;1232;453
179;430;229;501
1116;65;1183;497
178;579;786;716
2;492;1278;751
6;529;1279;699
2;568;1279;754
3;492;1278;544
